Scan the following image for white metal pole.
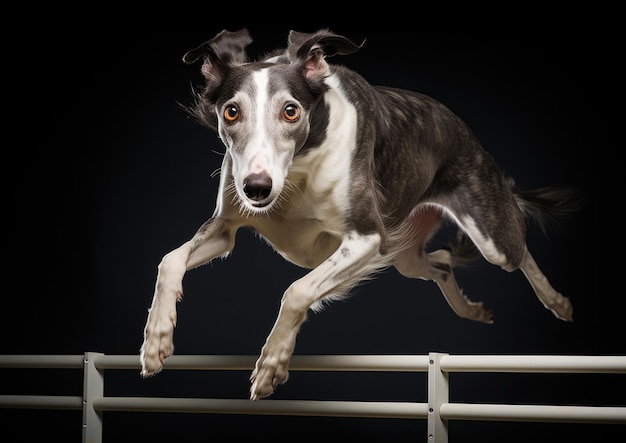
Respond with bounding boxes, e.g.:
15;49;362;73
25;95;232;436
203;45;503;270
82;352;104;443
428;352;449;443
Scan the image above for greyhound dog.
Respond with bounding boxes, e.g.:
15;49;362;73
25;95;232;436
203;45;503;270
140;29;579;400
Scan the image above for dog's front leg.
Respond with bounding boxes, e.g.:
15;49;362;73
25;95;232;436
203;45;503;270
140;217;233;377
249;231;382;400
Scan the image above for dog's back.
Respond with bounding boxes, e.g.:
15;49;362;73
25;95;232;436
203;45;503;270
140;29;580;400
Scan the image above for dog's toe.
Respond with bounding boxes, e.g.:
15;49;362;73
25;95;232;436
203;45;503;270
550;296;573;322
249;358;290;400
478;304;494;324
463;301;493;324
250;378;274;401
139;327;174;377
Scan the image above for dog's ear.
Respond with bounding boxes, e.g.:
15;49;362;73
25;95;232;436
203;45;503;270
182;29;252;83
287;29;363;79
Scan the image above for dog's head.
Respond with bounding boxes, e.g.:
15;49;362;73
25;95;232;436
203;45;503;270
183;29;362;214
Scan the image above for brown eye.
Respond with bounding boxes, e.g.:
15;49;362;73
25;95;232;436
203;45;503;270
224;105;239;122
283;104;300;122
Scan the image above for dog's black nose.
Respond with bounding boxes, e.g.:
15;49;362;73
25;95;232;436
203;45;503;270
243;173;273;201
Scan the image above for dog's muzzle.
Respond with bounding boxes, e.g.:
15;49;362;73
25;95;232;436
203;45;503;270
243;172;273;207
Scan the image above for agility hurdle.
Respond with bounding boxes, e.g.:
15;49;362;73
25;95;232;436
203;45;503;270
1;352;625;442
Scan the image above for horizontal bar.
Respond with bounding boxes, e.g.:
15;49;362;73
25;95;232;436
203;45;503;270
93;396;428;419
440;355;626;373
92;354;430;372
3;354;624;373
0;395;83;410
0;355;85;369
289;355;430;371
440;403;626;424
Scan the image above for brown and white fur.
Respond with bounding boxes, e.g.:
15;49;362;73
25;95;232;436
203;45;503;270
140;29;579;400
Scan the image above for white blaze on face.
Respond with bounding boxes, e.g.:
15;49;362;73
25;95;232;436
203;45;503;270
219;68;302;212
246;69;272;176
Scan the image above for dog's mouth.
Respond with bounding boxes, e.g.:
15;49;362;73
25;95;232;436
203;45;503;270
250;199;273;209
239;195;278;215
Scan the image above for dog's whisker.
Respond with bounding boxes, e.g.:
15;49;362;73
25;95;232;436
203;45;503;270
279;179;302;206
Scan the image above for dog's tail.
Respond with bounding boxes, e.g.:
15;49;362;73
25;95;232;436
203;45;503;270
513;184;584;236
449;183;584;268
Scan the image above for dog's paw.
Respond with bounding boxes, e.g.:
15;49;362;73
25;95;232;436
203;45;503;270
548;294;573;322
468;301;494;324
139;303;177;377
249;354;290;400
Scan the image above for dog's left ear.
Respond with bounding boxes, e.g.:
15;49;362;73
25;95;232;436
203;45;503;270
287;29;363;79
182;29;252;85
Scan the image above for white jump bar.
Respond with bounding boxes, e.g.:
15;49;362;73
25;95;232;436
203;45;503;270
440;355;626;373
93;397;429;419
0;395;83;410
91;354;431;372
441;403;626;424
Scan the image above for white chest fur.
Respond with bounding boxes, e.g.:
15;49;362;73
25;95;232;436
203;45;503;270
247;78;359;268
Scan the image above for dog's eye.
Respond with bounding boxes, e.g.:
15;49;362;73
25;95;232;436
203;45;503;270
224;105;239;122
283;104;300;122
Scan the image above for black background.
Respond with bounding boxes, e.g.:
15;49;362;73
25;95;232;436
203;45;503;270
3;25;622;441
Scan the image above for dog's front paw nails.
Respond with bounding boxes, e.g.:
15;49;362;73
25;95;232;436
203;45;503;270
140;311;176;377
140;340;173;378
140;347;171;378
249;357;290;400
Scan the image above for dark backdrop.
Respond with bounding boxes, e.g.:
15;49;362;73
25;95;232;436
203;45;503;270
3;26;621;442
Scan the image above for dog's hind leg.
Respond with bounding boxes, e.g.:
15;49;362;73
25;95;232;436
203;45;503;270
393;207;493;323
519;248;573;321
395;245;494;323
453;207;573;322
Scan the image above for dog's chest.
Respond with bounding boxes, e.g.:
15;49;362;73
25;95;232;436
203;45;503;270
238;78;359;269
251;139;354;268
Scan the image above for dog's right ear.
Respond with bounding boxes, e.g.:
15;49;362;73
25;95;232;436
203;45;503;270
182;29;252;84
287;29;363;80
